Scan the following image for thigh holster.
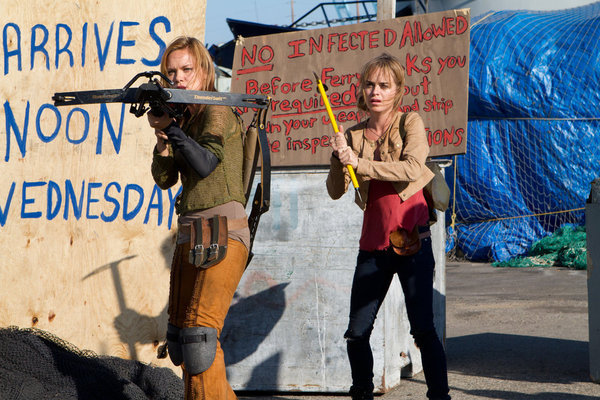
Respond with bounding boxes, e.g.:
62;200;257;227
188;216;228;269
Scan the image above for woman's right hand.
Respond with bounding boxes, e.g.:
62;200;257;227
148;112;173;155
331;126;347;155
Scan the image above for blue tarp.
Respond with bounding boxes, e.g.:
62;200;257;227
446;2;600;261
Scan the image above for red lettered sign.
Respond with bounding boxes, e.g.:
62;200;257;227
232;9;470;166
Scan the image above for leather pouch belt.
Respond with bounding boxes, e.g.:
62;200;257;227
179;216;247;269
390;226;430;257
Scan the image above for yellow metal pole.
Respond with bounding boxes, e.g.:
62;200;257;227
313;72;361;199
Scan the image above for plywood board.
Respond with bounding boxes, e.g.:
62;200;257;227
0;0;205;368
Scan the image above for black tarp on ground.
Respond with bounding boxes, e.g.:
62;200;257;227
0;327;183;400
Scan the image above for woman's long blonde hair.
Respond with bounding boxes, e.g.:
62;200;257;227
356;53;405;113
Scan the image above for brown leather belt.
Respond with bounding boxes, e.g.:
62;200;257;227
419;231;431;239
179;217;248;240
418;226;431;239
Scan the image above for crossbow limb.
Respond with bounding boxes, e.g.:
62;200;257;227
52;71;269;118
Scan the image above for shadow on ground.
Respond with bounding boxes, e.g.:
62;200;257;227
443;333;593;400
447;333;589;384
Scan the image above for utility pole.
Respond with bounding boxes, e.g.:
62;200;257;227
377;0;396;20
291;0;294;24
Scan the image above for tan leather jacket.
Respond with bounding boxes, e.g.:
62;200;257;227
326;111;434;210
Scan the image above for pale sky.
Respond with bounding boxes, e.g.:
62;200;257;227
204;0;598;46
205;0;319;45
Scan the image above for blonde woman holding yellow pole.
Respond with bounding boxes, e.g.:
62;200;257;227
326;53;451;400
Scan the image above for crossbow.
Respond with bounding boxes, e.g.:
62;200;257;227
53;70;270;117
52;71;271;262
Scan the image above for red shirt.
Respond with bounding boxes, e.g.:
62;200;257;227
359;180;429;251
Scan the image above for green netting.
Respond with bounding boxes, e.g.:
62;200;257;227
492;225;587;269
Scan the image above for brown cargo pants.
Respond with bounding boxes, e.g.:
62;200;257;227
168;238;248;400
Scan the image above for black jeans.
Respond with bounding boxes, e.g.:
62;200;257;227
344;236;451;400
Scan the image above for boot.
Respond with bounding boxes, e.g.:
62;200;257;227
349;385;374;400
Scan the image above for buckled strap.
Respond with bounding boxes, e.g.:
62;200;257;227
168;331;209;344
194;216;204;254
180;333;208;344
207;216;220;262
189;218;210;266
187;216;229;268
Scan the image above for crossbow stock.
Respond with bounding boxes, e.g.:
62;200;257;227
53;71;271;263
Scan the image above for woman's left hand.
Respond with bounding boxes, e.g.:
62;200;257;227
338;146;358;169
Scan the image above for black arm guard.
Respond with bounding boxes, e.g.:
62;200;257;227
163;122;219;178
